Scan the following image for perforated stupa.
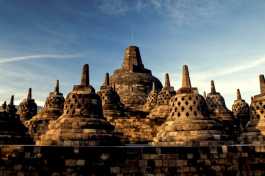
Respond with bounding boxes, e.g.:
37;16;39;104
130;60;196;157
153;65;227;146
38;64;119;146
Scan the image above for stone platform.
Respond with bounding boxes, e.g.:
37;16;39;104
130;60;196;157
0;145;265;175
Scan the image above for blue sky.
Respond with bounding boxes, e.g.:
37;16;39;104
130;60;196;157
0;0;265;108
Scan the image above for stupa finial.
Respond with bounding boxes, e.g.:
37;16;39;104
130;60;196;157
122;46;144;72
27;88;32;100
104;73;110;86
113;83;116;91
237;89;242;100
152;81;156;92
81;64;89;86
203;91;207;99
54;80;60;93
181;65;191;88
165;73;170;88
211;80;216;93
260;74;265;94
9;95;14;105
2;101;6;110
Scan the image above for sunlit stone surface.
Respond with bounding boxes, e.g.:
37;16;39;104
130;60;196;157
38;64;119;146
25;80;65;142
17;88;37;122
153;65;228;146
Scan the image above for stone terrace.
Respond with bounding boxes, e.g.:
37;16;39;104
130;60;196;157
0;145;264;175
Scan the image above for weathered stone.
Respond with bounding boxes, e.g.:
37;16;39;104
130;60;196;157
0;145;265;175
206;81;236;130
97;73;124;120
38;64;119;146
232;89;250;129
25;80;65;142
17;88;37;122
110;46;162;111
0;96;32;144
111;117;154;144
148;73;176;121
143;82;159;112
240;75;265;144
153;65;228;146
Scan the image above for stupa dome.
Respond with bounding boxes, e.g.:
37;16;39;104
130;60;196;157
38;64;119;146
153;65;227;146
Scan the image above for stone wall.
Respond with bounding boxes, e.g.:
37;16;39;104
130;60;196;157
0;145;265;175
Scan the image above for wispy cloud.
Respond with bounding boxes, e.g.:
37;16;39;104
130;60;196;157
97;0;129;15
149;0;224;26
95;0;224;25
0;54;80;64
156;54;265;107
192;55;265;80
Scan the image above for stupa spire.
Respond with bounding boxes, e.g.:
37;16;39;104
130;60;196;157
9;95;14;106
104;73;110;86
165;73;170;88
152;81;156;92
181;65;191;88
203;91;207;99
54;80;60;93
260;74;265;94
122;46;144;72
27;88;32;100
81;64;89;86
2;101;6;110
113;83;116;92
237;89;242;100
211;80;216;93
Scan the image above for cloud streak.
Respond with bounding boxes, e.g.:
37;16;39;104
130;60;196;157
192;56;265;80
95;0;224;26
97;0;129;15
0;54;80;64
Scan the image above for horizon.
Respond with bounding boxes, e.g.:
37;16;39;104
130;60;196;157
0;0;265;108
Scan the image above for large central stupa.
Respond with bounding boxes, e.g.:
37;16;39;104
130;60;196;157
110;46;162;110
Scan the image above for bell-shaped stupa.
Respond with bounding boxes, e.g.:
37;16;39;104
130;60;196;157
0;96;32;144
232;89;250;129
148;73;176;120
25;80;65;142
17;88;38;122
239;75;265;144
153;65;227;146
97;73;125;120
143;82;159;112
38;64;119;146
206;81;235;125
110;46;162;111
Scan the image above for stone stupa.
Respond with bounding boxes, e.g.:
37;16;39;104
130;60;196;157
110;46;162;111
143;82;159;112
206;81;236;128
25;80;65;142
239;75;265;144
38;64;119;146
17;88;38;122
232;89;250;129
0;95;32;144
153;65;227;146
97;73;124;120
148;73;176;121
